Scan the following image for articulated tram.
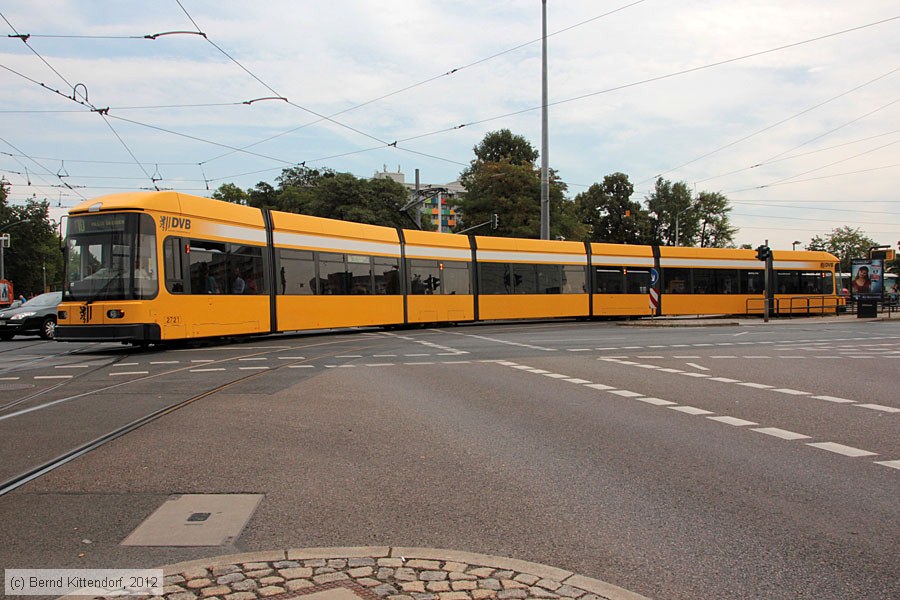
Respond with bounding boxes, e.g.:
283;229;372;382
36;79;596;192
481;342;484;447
55;192;842;344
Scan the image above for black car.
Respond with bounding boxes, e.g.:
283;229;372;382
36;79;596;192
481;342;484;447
0;291;62;340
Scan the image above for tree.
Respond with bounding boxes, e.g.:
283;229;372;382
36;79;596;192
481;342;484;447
0;185;63;295
574;172;649;243
212;183;249;205
466;129;539;170
247;181;278;209
807;226;876;272
694;191;737;248
458;160;543;238
644;178;737;247
457;130;580;239
301;172;413;228
276;165;335;189
645;178;694;245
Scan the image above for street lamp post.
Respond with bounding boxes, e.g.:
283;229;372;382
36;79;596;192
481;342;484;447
540;0;550;240
792;240;801;251
674;204;695;246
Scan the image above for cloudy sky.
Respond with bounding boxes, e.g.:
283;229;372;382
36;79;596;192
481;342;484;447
1;1;898;251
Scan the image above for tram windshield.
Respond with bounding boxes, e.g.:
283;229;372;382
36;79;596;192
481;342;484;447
64;213;158;301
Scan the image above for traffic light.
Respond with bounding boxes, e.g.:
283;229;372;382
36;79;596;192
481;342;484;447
755;245;771;261
491;213;499;230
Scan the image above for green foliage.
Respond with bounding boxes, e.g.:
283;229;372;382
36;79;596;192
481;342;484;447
468;129;539;168
457;130;581;240
643;179;736;247
0;184;64;295
213;167;415;229
211;182;249;205
694;191;737;248
645;178;694;245
574;173;649;244
807;226;877;272
458;161;542;238
276;165;336;190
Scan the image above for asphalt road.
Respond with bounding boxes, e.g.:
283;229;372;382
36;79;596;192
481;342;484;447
0;317;897;599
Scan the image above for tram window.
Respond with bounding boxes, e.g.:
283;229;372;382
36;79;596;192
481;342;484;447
164;238;185;293
512;264;537;294
136;225;158;297
479;262;511;294
595;268;623;294
742;270;764;294
228;244;265;295
625;269;650;294
776;271;801;294
441;261;470;295
408;259;441;295
663;268;689;294
319;252;350;295
188;239;227;294
562;265;586;294
715;269;739;294
347;254;373;295
536;264;562;294
278;249;316;295
374;257;401;295
800;271;829;294
821;272;834;294
692;269;714;294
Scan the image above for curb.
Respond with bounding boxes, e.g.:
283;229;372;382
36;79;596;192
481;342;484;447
84;547;650;600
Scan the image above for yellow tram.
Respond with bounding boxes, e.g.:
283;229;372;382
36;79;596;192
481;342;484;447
55;192;842;344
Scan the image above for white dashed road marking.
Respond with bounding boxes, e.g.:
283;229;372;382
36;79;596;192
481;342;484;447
669;406;714;415
752;428;811;441
856;404;900;413
807;442;877;457
707;416;757;427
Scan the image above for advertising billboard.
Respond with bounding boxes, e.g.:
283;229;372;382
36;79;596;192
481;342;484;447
850;258;884;300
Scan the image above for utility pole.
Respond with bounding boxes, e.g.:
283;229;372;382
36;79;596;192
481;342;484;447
764;239;771;322
540;0;550;240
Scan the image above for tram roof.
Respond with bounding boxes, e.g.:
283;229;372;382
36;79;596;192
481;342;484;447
68;191;265;226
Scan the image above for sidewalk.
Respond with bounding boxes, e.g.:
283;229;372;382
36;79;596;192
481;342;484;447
102;547;650;600
618;312;896;327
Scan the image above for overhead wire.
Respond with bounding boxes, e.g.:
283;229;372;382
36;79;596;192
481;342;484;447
726;162;900;193
1;11;160;187
641;65;900;186
731;201;900;216
692;127;900;184
0;134;87;201
752;137;900;188
195;1;649;166
4;5;899;209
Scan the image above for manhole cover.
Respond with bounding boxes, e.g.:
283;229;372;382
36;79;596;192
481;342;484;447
122;494;263;546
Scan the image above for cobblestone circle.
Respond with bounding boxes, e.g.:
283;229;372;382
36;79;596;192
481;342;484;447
76;549;645;600
155;556;607;600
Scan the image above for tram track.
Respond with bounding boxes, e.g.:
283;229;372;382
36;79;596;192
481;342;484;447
0;344;136;412
0;336;388;497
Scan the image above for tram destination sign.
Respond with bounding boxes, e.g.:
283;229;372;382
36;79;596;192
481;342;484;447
72;214;127;233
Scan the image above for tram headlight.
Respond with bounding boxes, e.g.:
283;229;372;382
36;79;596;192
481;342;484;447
107;309;125;319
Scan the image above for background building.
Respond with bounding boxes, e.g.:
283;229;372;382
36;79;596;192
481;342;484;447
373;166;463;232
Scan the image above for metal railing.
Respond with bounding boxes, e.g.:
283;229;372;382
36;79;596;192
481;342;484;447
844;298;898;317
745;296;840;317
